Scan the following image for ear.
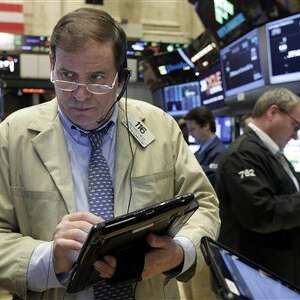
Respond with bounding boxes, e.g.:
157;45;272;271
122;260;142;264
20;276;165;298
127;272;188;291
202;123;210;131
266;104;279;120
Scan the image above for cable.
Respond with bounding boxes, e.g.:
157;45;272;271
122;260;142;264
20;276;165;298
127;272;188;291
124;87;135;214
96;70;131;126
122;79;138;300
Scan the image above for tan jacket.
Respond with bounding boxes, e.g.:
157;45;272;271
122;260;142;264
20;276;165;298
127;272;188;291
0;98;220;299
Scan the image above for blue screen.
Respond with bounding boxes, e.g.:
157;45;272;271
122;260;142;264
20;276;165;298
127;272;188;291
163;81;201;117
221;250;300;300
215;116;233;144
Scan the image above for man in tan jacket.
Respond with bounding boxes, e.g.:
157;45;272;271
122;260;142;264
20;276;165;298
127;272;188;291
0;8;220;300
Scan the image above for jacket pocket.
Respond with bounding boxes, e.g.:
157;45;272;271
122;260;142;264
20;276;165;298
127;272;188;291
131;169;174;210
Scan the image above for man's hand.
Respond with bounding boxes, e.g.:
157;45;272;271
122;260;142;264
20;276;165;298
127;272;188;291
93;233;184;281
94;255;117;278
142;233;184;279
53;211;103;274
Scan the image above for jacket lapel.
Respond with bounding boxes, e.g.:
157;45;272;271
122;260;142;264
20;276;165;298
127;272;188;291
29;101;75;214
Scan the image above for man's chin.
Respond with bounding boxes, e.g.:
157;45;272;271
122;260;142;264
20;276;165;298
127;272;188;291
72;118;98;131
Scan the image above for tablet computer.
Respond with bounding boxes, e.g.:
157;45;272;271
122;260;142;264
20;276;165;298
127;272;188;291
67;193;198;293
200;236;300;300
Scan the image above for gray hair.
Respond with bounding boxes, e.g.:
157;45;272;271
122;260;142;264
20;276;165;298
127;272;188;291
252;88;300;118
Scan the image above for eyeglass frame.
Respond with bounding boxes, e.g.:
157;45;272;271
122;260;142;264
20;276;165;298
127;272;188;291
278;107;300;132
50;71;119;95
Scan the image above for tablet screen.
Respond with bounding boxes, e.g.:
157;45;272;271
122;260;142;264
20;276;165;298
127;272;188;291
203;239;300;300
220;248;300;300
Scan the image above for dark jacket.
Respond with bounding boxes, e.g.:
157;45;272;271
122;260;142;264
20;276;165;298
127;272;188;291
195;136;226;186
215;127;300;287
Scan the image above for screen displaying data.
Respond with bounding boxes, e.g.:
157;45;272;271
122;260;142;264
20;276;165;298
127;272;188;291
215;116;233;144
266;13;300;84
0;54;20;79
199;62;225;110
221;28;265;97
221;248;300;300
163;81;201;117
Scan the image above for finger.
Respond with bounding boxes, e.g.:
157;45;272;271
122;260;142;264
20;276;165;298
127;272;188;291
58;228;89;244
62;211;103;224
94;259;115;278
103;255;117;269
54;238;83;252
60;220;94;234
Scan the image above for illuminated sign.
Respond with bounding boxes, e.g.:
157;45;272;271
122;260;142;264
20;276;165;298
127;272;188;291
214;0;234;25
199;63;225;108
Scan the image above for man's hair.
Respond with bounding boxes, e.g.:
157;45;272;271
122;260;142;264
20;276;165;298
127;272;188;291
185;107;216;133
50;8;127;76
252;88;300;118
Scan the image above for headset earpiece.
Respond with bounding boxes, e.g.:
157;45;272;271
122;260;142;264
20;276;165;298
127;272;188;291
118;57;130;83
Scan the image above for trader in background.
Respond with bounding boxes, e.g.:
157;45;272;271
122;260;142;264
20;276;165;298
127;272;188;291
185;107;226;186
0;7;220;300
216;88;300;287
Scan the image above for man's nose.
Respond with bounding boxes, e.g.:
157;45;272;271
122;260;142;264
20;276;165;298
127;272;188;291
73;84;91;101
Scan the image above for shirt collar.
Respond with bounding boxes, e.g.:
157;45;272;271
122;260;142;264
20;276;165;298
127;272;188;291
248;122;279;155
58;105;118;145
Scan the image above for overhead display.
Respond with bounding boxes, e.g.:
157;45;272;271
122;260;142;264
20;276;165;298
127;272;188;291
266;13;300;84
215;116;233;144
220;28;265;97
0;54;20;79
188;0;293;47
163;81;201;117
199;62;225;109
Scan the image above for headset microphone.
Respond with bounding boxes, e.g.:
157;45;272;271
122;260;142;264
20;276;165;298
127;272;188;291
96;69;131;125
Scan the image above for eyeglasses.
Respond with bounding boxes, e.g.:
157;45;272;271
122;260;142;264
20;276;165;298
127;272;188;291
279;108;300;132
50;72;118;95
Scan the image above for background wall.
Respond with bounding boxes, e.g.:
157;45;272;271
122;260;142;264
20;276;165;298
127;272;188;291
23;0;204;43
22;0;204;104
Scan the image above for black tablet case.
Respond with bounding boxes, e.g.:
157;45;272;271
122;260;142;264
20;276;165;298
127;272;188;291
67;193;198;293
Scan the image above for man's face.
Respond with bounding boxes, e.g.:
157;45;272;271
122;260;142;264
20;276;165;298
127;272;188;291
51;40;119;130
271;104;300;149
186;120;208;144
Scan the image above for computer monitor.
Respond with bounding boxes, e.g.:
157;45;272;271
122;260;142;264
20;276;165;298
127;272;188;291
266;12;300;84
163;81;201;117
144;47;197;89
215;116;233;144
199;61;225;110
220;28;265;97
0;53;20;79
284;132;300;173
